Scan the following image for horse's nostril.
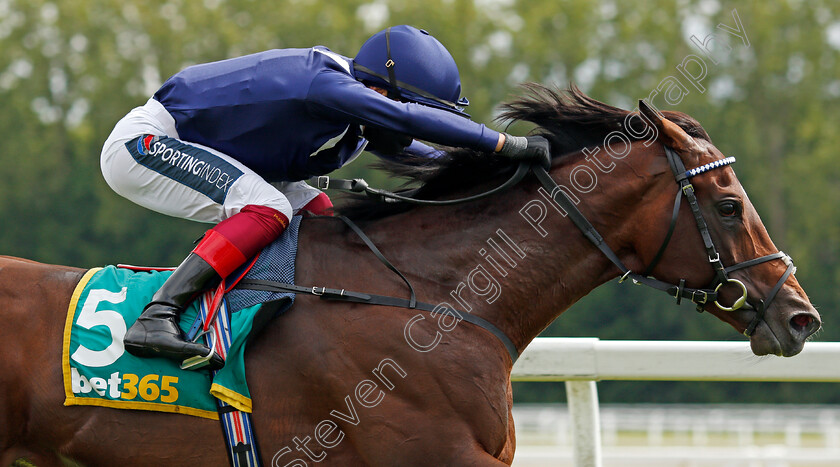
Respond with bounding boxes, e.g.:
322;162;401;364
792;314;810;328
790;313;819;336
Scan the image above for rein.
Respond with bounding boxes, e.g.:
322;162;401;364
312;162;531;205
241;145;798;366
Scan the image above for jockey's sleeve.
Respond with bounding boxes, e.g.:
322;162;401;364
306;69;500;153
404;140;446;159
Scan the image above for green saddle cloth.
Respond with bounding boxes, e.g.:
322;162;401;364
62;265;279;419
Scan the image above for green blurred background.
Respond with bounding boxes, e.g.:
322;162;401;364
0;0;837;404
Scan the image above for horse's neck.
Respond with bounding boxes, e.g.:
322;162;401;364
361;151;660;355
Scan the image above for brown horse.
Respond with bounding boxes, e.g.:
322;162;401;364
0;85;820;466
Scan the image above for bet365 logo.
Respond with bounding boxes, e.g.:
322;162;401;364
69;287;180;404
71;367;179;403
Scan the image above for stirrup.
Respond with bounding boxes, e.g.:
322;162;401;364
182;279;227;370
180;329;219;370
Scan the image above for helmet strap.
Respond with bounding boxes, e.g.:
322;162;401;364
354;28;469;115
384;27;401;100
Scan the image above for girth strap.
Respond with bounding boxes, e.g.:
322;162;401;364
234;280;371;301
236;278;520;363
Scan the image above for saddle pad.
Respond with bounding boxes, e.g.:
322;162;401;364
62;217;300;418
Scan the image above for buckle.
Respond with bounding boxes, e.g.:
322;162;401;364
691;290;709;305
315;176;330;189
312;286;326;296
682;183;695;195
674;279;686;305
618;270;633;284
708;253;720;263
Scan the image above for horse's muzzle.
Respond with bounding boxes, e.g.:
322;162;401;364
748;304;820;357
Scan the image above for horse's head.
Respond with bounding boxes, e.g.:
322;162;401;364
633;101;820;356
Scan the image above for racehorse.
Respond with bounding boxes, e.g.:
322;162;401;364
0;85;820;466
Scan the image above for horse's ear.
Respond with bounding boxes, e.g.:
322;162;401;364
637;100;701;152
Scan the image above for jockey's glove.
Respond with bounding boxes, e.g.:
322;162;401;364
498;134;551;169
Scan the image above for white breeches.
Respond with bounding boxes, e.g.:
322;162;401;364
100;98;321;224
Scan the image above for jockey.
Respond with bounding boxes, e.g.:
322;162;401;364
100;25;549;370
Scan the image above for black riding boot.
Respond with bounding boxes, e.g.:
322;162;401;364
124;253;225;370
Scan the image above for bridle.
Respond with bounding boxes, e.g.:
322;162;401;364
532;146;797;337
317;145;797;337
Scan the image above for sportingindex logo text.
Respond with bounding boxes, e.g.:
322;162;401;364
126;135;244;204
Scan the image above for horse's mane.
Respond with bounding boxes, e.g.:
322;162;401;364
337;83;710;221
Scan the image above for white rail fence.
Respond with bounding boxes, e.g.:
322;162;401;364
510;338;840;467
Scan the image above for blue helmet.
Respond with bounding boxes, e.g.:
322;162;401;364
354;25;470;116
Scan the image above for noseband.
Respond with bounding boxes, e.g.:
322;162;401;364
533;146;797;336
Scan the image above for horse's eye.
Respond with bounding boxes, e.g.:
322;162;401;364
718;201;740;217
